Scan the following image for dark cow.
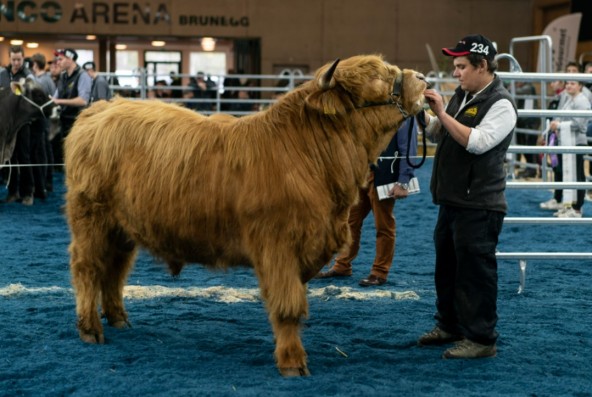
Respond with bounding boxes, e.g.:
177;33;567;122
0;78;55;165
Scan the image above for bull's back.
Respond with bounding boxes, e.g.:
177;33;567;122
65;98;248;265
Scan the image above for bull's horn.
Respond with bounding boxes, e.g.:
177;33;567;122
320;58;340;89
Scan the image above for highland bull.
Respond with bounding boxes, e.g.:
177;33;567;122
65;55;427;376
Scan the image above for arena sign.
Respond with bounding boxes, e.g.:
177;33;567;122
0;1;249;27
0;1;171;24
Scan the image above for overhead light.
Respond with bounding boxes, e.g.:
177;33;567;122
10;39;24;45
86;35;96;40
201;37;216;52
26;42;39;48
0;37;4;42
115;44;127;50
151;40;166;47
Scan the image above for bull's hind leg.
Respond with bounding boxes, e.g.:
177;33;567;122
254;250;310;377
99;228;137;329
68;200;136;343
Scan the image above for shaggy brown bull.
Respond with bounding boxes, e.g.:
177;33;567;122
65;55;427;376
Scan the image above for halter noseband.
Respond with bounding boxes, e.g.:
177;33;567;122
356;71;409;118
20;94;55;119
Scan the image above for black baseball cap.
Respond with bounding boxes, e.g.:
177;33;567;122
442;34;496;60
54;48;78;61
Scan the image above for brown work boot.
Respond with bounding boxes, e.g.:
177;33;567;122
418;326;463;346
442;339;497;359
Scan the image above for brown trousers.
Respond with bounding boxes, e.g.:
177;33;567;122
331;176;396;279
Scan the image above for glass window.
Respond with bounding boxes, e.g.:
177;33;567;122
145;51;181;63
189;52;226;84
75;50;94;68
115;50;140;87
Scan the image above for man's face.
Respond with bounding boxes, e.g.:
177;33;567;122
57;56;71;71
452;56;482;93
566;65;579;74
9;51;24;72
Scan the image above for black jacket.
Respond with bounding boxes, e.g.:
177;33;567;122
430;76;516;213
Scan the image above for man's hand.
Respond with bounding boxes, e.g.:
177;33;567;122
388;184;409;199
424;89;445;117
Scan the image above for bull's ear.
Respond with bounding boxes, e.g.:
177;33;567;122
305;89;349;116
10;81;23;96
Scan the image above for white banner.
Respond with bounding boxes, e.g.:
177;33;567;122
539;13;582;73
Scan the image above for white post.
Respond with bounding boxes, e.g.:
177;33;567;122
559;121;576;204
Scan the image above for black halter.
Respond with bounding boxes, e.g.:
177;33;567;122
356;72;409;118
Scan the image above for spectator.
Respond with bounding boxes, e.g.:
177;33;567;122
221;70;241;111
52;48;92;168
148;79;170;99
48;57;61;85
539;80;590;217
316;118;419;286
30;52;56;196
514;81;541;178
540;62;591;213
82;61;112;104
188;71;215;111
0;45;36;205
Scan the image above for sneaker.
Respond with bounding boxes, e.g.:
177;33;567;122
557;208;582;218
553;207;568;217
418;326;463;346
21;196;34;206
540;198;561;210
443;339;496;359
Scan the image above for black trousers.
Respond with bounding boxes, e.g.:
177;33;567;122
433;205;505;346
8;123;34;198
52;118;75;168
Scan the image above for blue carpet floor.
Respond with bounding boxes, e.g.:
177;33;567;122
1;159;591;396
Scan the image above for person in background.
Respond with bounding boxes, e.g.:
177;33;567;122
52;48;91;168
540;62;591;212
30;53;56;197
82;61;112;104
0;45;36;205
48;57;61;85
148;79;170;99
188;71;216;112
539;80;590;218
316;118;419;287
514;80;540;179
584;62;592;201
419;34;517;359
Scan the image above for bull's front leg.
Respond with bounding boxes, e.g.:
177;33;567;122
254;252;310;376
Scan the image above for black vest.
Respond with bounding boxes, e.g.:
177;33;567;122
430;76;517;213
58;66;83;121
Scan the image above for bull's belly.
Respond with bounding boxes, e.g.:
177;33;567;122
139;232;251;268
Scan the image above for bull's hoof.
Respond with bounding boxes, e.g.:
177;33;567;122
79;330;105;344
280;367;310;377
110;319;132;329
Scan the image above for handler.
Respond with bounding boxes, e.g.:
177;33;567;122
418;34;517;359
316;118;419;286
